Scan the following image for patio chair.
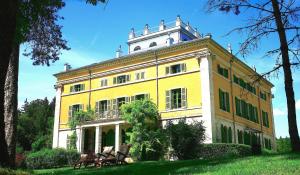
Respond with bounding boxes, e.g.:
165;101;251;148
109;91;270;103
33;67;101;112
94;146;114;167
73;152;96;169
101;144;131;166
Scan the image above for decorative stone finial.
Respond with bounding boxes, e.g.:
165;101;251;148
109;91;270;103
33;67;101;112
144;24;150;35
227;43;232;53
116;45;122;58
129;28;135;39
176;15;182;26
159;20;166;31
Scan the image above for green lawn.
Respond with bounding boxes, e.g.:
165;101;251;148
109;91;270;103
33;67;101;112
35;153;300;175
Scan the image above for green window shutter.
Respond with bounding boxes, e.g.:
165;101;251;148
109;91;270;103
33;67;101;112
225;92;230;112
228;127;232;143
145;93;150;100
166;90;170;110
233;75;239;84
79;104;83;111
141;72;145;79
181;63;187;72
112;99;117;116
68;106;73;119
125;97;129;104
181;88;187;108
126;75;131;82
221;124;225;143
224;126;228;143
130;96;135;102
70;86;74;93
255;107;258;123
235;97;241;116
113;77;117;84
95;101;99;114
107;100;111;111
165;66;170;75
81;84;85;91
219;89;223;110
224;69;229;78
266;112;270;127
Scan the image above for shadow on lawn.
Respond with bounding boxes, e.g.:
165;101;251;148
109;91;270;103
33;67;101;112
36;157;242;175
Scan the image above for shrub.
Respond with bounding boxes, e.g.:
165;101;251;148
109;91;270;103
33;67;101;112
121;99;167;161
165;119;206;160
198;143;252;159
251;143;262;155
0;168;31;175
276;137;292;153
25;148;80;169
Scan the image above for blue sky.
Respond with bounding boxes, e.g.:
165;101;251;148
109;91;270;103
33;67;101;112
18;0;300;138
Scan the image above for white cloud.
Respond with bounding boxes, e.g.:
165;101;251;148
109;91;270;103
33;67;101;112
273;108;287;117
296;99;300;110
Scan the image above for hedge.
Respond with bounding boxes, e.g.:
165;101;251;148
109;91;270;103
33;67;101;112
25;148;80;169
198;143;252;159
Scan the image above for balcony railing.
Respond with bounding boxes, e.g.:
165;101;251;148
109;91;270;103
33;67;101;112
93;110;122;121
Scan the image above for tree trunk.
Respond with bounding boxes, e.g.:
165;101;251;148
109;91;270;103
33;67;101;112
4;44;20;168
271;0;300;152
0;0;18;167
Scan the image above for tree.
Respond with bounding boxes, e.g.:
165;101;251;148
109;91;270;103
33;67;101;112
0;0;106;167
206;0;300;152
121;99;167;161
68;107;95;149
165;119;206;160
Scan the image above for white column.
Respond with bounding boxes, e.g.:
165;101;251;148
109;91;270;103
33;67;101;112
81;128;85;153
76;127;81;152
115;124;120;152
199;52;216;143
95;126;102;153
52;84;62;148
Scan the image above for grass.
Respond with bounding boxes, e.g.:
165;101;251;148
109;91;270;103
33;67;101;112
34;153;300;175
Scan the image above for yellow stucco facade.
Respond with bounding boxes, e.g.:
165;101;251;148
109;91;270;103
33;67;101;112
52;37;275;152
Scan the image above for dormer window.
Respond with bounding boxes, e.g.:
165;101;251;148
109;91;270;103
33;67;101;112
149;42;157;47
134;46;141;51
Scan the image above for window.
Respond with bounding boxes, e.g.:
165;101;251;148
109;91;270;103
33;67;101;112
219;89;230;112
68;104;83;119
235;97;259;123
135;94;145;100
113;74;130;84
217;64;229;78
165;63;186;75
237;130;243;144
260;92;267;101
221;125;232;143
264;138;272;150
166;88;186;110
70;84;85;93
262;110;269;127
135;71;145;80
100;79;108;87
149;42;157;47
233;75;256;95
95;100;110;116
134;46;141;51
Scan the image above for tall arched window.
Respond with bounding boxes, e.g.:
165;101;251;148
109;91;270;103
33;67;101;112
149;42;157;47
134;46;141;51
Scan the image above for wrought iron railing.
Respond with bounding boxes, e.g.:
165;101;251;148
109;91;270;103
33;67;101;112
93;110;121;121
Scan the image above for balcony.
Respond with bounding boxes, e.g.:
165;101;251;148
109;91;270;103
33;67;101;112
92;110;122;122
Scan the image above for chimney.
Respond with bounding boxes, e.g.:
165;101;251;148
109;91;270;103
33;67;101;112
129;28;135;39
143;24;150;35
166;32;174;46
64;63;71;71
116;45;122;58
227;43;232;54
176;15;182;26
159;20;166;31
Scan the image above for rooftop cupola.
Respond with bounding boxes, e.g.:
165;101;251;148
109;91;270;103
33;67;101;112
127;15;202;54
175;15;182;26
116;45;122;58
159;20;166;31
129;28;135;39
143;24;150;35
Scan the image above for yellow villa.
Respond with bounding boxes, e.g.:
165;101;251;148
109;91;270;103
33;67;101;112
52;16;276;153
